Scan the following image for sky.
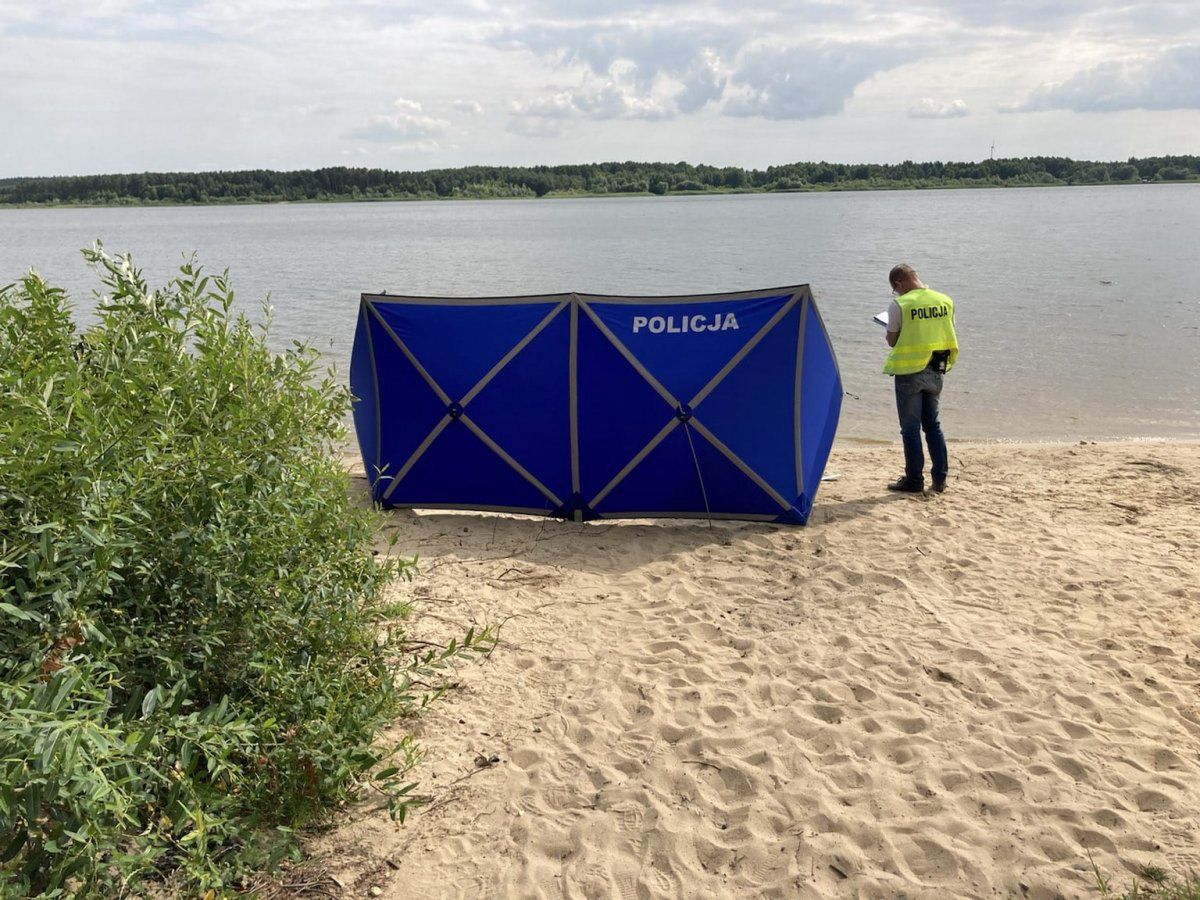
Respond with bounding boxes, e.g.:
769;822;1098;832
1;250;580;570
1;0;1198;177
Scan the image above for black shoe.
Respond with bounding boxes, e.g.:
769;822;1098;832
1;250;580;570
931;481;947;493
887;477;923;493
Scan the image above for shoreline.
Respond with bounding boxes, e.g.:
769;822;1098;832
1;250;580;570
3;178;1195;213
839;435;1200;447
312;439;1200;898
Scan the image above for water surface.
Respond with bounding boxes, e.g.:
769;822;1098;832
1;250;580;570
3;185;1197;441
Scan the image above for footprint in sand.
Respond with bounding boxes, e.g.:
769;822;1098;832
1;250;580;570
1071;827;1117;853
953;647;991;664
890;715;929;735
903;836;960;882
1051;755;1090;781
611;803;646;834
541;786;589;811
1135;788;1174;812
858;716;883;734
982;770;1025;796
1038;836;1075;862
743;852;787;886
715;763;755;797
1089;808;1126;829
640;867;672;896
535;874;566;899
1151;748;1186;771
1060;720;1093;739
811;704;844;724
646;639;690;657
939;770;969;792
614;731;657;758
613;872;640;900
705;704;737;725
849;684;878;703
687;622;722;641
660;721;698;744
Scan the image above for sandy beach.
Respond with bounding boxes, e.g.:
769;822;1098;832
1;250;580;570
310;440;1200;899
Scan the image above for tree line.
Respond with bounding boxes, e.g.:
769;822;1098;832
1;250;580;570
1;156;1196;206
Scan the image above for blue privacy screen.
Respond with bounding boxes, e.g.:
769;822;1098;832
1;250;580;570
350;286;842;524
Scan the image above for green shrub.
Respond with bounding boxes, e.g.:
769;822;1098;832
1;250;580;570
0;247;479;896
1155;166;1191;182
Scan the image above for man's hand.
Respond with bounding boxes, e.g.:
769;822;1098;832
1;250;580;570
886;330;899;347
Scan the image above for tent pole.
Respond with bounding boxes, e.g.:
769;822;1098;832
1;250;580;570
682;420;714;529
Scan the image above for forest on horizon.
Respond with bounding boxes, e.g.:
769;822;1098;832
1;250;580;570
1;155;1197;207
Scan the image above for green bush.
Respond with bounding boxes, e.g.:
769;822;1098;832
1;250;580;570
1156;166;1191;181
0;247;479;896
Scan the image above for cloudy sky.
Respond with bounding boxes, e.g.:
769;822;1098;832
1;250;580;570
1;0;1197;177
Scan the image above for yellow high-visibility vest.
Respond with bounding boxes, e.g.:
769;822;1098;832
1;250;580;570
883;288;959;375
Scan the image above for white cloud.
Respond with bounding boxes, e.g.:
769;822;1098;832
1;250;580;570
575;82;674;119
345;110;450;143
497;20;746;87
497;20;742;117
1013;44;1200;113
675;49;726;114
510;79;673;124
505;116;567;138
297;102;342;116
1;0;1198;174
908;97;969;118
725;43;911;120
511;92;577;119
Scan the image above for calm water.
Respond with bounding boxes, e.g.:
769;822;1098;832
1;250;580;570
2;185;1198;441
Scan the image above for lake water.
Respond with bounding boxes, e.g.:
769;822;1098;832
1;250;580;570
2;185;1198;442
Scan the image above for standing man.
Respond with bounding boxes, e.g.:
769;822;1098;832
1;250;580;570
883;264;958;493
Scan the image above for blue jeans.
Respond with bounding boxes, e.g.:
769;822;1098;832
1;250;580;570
894;369;947;488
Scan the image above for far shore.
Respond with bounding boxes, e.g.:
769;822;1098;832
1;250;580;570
3;177;1195;212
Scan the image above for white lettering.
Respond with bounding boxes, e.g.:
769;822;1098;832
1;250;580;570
631;311;741;334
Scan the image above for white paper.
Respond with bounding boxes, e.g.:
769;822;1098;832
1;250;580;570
873;311;890;328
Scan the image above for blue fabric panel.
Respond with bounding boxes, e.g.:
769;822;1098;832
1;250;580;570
799;301;843;511
349;304;379;478
692;304;800;502
372;301;560;401
588;294;792;403
351;287;841;525
466;307;572;501
387;420;554;511
364;310;448;499
594;423;783;517
577;312;675;501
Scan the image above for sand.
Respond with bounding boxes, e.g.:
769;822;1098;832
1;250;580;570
311;440;1200;899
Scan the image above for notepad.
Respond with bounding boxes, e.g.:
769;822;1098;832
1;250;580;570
873;311;890;328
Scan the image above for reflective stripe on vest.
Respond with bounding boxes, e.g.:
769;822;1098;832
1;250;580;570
883;288;959;376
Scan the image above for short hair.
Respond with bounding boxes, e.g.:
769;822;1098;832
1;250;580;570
889;263;917;288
